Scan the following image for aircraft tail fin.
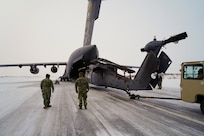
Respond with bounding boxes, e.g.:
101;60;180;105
134;51;158;90
133;51;172;90
83;0;102;46
150;51;172;88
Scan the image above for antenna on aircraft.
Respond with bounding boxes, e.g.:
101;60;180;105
153;36;157;41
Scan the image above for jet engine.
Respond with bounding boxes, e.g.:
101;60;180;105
51;65;58;73
30;65;39;74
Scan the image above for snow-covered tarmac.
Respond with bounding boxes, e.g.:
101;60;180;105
0;77;203;136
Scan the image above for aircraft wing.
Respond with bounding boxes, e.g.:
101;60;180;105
0;62;67;74
90;58;137;73
0;62;67;67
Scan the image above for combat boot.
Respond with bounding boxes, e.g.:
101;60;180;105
79;104;82;109
43;106;48;109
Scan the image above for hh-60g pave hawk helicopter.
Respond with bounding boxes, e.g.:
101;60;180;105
0;0;188;97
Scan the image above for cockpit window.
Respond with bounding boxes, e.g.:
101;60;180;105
183;64;203;80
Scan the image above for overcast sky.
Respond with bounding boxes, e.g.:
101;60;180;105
0;0;204;77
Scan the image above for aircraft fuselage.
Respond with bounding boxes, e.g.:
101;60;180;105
61;45;98;81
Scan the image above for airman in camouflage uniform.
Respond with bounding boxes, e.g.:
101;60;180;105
157;74;163;89
41;74;54;109
75;72;89;109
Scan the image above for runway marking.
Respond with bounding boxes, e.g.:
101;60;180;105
137;100;204;125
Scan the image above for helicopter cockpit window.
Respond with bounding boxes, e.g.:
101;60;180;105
183;64;203;80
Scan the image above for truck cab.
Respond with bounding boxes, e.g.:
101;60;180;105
180;61;204;114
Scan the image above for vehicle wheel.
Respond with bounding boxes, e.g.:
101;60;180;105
200;100;204;114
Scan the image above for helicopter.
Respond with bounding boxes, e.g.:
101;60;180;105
83;32;187;96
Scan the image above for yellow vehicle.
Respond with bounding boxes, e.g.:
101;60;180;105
180;61;204;114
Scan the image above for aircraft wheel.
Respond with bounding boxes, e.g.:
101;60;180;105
200;100;204;114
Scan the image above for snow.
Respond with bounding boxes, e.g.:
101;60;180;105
0;76;203;136
0;77;39;118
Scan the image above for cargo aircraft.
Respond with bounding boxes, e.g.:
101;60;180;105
0;0;187;97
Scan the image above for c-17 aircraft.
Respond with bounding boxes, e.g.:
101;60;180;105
0;0;187;97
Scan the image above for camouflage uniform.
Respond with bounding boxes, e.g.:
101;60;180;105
40;74;54;109
75;72;89;109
